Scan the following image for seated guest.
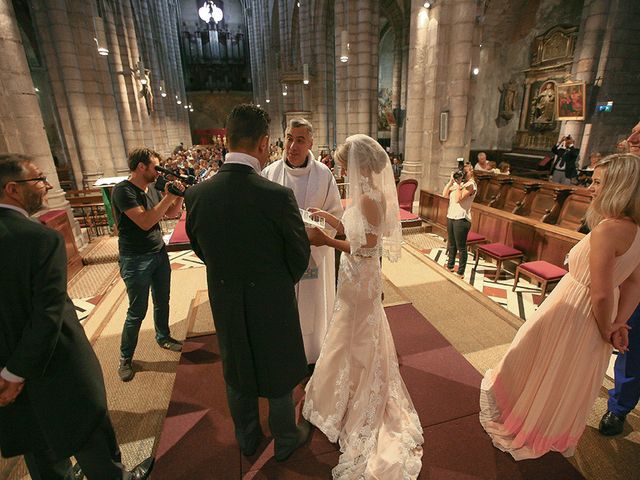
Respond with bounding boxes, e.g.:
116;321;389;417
498;162;510;175
488;161;500;174
474;152;493;172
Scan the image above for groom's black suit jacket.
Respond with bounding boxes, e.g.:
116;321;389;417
0;208;108;460
185;163;310;398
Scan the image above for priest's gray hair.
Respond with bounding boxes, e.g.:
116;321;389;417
286;118;313;138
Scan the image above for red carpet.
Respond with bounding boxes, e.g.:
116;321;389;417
150;304;583;479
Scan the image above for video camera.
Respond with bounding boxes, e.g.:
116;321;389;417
154;165;196;197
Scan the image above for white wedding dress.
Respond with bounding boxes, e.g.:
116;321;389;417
302;134;423;479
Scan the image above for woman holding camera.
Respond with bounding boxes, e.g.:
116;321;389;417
442;163;477;277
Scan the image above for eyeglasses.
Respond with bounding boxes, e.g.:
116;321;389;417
13;176;49;185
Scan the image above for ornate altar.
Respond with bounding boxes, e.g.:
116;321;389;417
514;26;579;152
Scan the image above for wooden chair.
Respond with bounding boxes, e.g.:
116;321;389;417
513;260;567;297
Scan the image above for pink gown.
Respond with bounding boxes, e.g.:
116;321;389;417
303;239;423;478
480;225;640;460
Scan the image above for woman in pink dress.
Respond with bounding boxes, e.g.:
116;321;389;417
480;153;640;460
304;134;423;479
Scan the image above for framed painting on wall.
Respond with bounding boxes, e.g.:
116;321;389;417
556;81;586;120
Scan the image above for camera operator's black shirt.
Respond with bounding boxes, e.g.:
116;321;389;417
112;180;165;255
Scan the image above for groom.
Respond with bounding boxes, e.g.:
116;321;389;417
185;104;312;461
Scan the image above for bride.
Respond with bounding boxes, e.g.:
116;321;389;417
304;134;423;479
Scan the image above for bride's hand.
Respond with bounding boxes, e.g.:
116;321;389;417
307;227;328;246
307;208;341;231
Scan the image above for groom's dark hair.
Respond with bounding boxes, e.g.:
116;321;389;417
226;104;270;150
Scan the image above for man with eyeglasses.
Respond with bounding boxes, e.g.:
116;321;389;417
0;154;153;479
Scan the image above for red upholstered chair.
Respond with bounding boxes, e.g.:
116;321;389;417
466;231;486;257
397;179;418;213
513;261;568;297
473;243;524;281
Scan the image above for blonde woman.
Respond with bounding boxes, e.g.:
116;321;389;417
479;153;640;460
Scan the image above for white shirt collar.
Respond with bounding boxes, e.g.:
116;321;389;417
224;152;261;174
0;203;29;217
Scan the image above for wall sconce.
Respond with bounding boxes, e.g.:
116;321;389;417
340;31;349;63
137;61;148;85
282;84;288;96
472;67;480;76
256;103;261;108
303;64;309;85
176;95;182;105
265;98;271;103
423;1;433;8
93;17;109;56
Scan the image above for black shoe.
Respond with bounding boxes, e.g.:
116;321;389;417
129;456;154;480
158;337;183;352
275;419;312;462
118;358;134;382
599;411;626;436
241;431;264;457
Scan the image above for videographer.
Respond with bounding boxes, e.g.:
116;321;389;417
442;163;477;278
550;134;579;185
112;148;185;382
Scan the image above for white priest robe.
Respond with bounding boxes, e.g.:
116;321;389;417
263;153;343;363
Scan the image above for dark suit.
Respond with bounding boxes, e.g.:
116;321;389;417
185;162;310;455
0;207;125;479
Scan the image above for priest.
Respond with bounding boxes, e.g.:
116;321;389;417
263;118;343;365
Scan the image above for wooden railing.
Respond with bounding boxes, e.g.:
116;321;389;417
419;190;584;269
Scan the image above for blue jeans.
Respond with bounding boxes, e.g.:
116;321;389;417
119;249;171;359
607;304;640;416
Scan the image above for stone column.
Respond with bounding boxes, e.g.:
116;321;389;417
568;0;640;163
404;0;476;192
310;0;335;152
0;0;83;242
335;0;380;143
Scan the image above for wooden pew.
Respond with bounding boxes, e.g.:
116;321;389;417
486;176;514;209
501;178;542;216
526;183;573;225
419;190;584;269
65;189;109;239
555;187;591;231
473;171;494;204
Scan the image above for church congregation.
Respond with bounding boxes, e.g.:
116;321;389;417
1;1;640;479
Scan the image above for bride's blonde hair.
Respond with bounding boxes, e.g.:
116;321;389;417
585;153;640;229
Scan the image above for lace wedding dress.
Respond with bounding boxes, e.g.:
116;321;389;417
302;134;423;479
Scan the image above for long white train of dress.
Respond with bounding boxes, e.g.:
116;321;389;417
303;249;423;479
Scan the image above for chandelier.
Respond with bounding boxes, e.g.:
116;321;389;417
198;1;223;23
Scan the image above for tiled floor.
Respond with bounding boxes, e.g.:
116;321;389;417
403;230;545;321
